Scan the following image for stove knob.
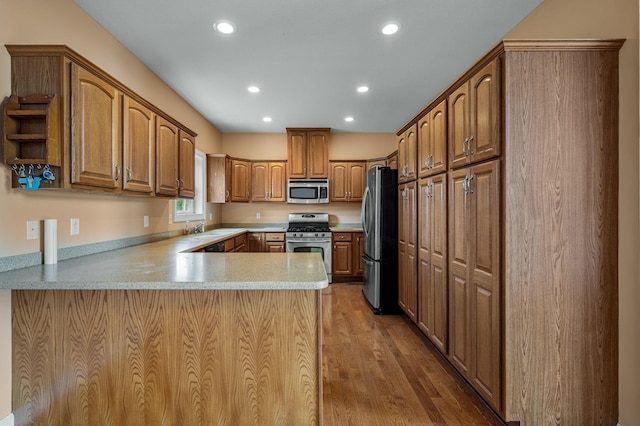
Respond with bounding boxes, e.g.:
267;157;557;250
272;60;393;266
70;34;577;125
315;233;318;237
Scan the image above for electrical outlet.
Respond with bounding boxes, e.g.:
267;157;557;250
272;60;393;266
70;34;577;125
26;221;38;240
144;215;149;228
256;212;261;219
70;218;80;235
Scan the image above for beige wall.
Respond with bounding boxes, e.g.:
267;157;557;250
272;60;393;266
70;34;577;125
506;0;639;423
220;132;397;226
0;0;224;418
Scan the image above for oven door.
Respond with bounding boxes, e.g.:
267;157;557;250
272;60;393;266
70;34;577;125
286;239;332;283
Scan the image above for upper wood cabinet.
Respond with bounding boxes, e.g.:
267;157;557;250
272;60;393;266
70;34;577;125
123;96;155;194
418;99;447;178
366;158;387;170
5;45;197;195
448;58;501;169
397;124;417;183
287;128;329;178
156;122;194;198
329;161;365;202
71;63;122;190
230;158;251;202
206;154;231;203
387;151;398;170
155;116;179;197
251;161;287;202
178;131;195;198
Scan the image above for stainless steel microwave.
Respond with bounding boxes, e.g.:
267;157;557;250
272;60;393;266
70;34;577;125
287;179;329;204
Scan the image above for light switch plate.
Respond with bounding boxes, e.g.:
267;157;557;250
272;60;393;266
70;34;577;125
144;215;149;228
70;218;80;235
26;221;38;240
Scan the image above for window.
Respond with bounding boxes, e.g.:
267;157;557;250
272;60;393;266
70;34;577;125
174;150;206;222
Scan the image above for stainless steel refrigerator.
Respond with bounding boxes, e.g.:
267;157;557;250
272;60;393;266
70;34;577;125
361;166;398;314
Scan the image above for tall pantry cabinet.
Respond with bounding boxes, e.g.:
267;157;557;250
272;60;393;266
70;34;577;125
395;39;622;425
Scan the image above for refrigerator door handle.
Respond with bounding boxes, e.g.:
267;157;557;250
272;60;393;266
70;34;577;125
361;254;374;265
361;186;370;239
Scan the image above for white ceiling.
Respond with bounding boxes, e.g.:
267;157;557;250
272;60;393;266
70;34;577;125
73;0;542;133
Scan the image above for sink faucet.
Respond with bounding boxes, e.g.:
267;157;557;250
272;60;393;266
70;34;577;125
194;221;205;234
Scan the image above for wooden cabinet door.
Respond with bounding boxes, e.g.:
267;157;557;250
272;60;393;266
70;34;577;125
354;232;364;276
418;172;448;353
287;130;307;178
307;130;329;178
347;162;365;202
122;96;154;193
469;59;501;164
417;112;431;178
397;132;406;182
332;240;353;275
330;162;348;201
387;152;398;170
417;177;433;336
448;168;471;375
366;159;387;170
71;64;121;189
430;173;448;352
469;159;501;409
179;131;195;198
398;181;418;323
251;162;269;201
155;116;179;196
230;159;250;202
430;100;448;175
252;162;286;202
265;241;285;252
449;83;471;169
247;232;264;252
206;154;230;203
268;162;287;202
398;124;417;182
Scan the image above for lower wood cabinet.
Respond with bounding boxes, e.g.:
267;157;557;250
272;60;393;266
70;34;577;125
417;173;448;353
398;181;418;323
248;232;286;252
332;232;363;279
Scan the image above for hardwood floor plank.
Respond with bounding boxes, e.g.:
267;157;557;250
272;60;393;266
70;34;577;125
322;283;502;426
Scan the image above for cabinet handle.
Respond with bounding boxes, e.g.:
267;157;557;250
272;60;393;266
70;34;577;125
462;176;468;195
225;190;230;200
126;167;132;182
424;185;431;198
175;178;181;190
468;136;475;155
114;164;120;181
462;138;469;156
467;174;475;194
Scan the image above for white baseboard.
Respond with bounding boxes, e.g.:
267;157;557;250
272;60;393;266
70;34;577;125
0;413;13;426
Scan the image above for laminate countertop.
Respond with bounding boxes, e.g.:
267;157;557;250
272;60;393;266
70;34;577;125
0;228;328;290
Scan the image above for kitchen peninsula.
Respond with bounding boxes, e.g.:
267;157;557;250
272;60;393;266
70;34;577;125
0;231;328;425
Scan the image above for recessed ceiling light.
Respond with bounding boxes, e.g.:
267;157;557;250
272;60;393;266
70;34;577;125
380;22;400;36
262;117;272;122
357;86;369;93
213;20;235;34
248;86;260;93
345;116;354;122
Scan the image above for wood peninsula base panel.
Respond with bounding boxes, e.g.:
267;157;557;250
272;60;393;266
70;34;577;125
12;289;322;426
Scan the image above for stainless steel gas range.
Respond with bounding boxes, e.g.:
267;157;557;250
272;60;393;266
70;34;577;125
285;213;332;283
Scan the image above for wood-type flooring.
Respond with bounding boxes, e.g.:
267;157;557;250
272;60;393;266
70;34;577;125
321;283;503;426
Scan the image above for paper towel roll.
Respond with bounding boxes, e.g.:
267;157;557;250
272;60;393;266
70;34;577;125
44;219;57;264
